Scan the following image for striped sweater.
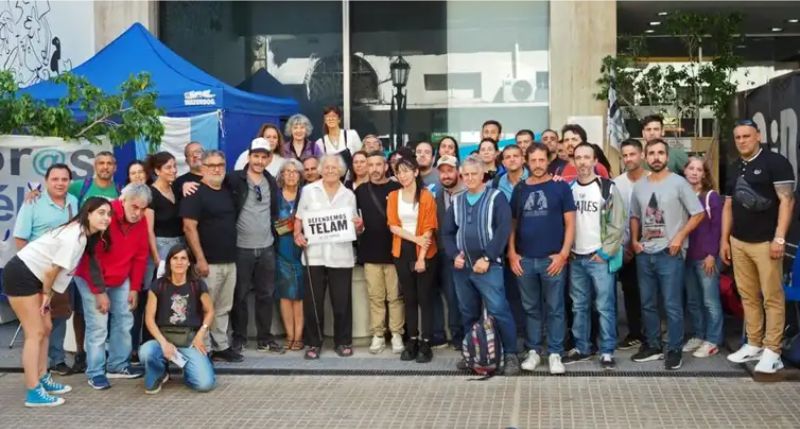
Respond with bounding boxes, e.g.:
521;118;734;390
442;187;511;266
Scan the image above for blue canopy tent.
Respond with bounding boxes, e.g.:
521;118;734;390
20;23;299;180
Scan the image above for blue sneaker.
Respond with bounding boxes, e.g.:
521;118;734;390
88;375;111;390
25;385;65;407
107;365;145;379
145;371;170;395
39;372;72;394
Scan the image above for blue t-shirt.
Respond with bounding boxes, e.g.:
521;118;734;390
13;192;78;242
510;180;576;258
466;189;485;205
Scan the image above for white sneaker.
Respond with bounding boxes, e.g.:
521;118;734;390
692;341;719;358
521;350;540;371
391;334;405;354
549;353;565;375
682;337;704;352
727;344;763;363
369;336;385;354
754;348;784;374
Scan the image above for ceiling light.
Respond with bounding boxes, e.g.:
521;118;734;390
649;21;662;26
788;19;799;23
658;11;668;16
645;29;655;34
772;27;784;32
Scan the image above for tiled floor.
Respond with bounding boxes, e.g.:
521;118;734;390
0;373;799;428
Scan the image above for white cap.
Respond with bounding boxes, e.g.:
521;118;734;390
249;137;271;153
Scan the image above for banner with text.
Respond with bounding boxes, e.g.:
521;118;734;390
302;207;356;245
0;135;112;267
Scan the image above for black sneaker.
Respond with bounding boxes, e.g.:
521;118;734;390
504;354;521;376
130;351;140;366
617;335;643;350
456;358;468;371
416;340;433;363
631;345;664;363
256;341;286;354
211;348;245;363
50;362;73;376
401;339;419;361
231;338;247;353
71;352;87;373
430;337;448;350
562;348;592;365
600;354;616;370
664;350;682;370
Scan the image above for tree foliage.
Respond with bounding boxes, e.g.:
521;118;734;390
0;70;164;149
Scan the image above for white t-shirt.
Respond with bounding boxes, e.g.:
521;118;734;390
315;129;362;155
295;181;358;268
397;197;419;235
571;178;604;255
613;171;649;245
234;150;285;177
16;222;87;293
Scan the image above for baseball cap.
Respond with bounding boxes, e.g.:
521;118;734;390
249;137;271;154
735;119;759;132
436;155;458;169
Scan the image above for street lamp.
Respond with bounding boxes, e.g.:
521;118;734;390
389;55;410;150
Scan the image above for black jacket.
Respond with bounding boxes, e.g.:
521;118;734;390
226;167;280;221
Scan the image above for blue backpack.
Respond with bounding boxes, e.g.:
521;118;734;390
462;307;503;378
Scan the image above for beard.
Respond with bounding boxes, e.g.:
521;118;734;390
649;162;665;172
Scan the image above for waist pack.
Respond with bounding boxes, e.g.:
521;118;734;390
462;307;503;379
160;326;196;348
733;175;773;212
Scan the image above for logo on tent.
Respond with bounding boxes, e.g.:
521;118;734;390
184;90;216;106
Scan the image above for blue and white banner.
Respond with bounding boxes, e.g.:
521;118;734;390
136;110;221;175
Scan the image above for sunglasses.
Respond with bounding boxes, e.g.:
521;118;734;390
254;185;263;202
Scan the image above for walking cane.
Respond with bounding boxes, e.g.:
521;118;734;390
302;248;324;350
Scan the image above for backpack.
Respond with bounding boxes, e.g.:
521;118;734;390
462;307;503;379
783;302;800;368
718;272;744;319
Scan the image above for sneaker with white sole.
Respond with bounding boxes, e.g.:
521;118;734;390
754;348;784;374
692;341;719;358
39;372;72;395
549;353;565;375
107;365;144;379
727;344;763;363
682;337;704;352
521;350;540;371
391;334;405;354
369;336;386;354
25;385;64;408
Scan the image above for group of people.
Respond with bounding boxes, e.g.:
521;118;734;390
1;106;794;408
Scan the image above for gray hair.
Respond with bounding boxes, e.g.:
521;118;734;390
318;154;347;177
277;158;305;188
201;150;226;163
285;114;313;138
120;183;152;204
460;154;484;174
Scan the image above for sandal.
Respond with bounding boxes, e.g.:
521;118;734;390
284;339;293;351
291;340;304;351
304;347;320;360
335;345;353;357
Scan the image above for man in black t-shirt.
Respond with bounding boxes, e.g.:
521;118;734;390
355;151;403;355
174;141;205;201
180;150;242;363
722;120;795;374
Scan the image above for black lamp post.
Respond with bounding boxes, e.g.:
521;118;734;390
389;55;410;150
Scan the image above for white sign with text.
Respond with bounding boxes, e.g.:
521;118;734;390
302;207;356;245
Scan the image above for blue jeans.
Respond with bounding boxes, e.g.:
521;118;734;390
48;317;68;366
434;254;462;344
569;256;617;355
139;340;215;392
685;258;724;345
504;263;526;335
516;257;566;354
75;277;133;379
636;250;685;352
453;264;518;354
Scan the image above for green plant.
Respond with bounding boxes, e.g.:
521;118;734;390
0;70;164;151
595;11;746;137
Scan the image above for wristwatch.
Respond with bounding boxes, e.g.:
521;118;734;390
774;237;786;245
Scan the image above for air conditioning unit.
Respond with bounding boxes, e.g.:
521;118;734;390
502;79;536;102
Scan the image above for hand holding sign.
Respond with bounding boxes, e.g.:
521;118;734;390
302;208;357;245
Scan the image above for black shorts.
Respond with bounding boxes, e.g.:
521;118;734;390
1;256;43;297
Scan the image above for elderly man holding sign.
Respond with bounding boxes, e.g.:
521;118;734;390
294;155;363;360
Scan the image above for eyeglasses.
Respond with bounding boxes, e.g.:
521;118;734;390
254;185;263;202
735;119;759;131
203;163;225;170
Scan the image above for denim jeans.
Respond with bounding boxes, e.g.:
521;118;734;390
685;258;724;345
139;340;215;392
433;253;462;344
453;264;518;354
516;257;566;355
504;262;526;335
48;317;68;367
75;276;133;378
569;255;617;355
636;250;685;352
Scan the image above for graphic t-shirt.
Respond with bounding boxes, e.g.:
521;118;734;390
571;178;604;255
630;173;703;254
510;179;576;258
153;278;208;329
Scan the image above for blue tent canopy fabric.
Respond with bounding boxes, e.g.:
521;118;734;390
237;68;294;100
19;22;299;179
